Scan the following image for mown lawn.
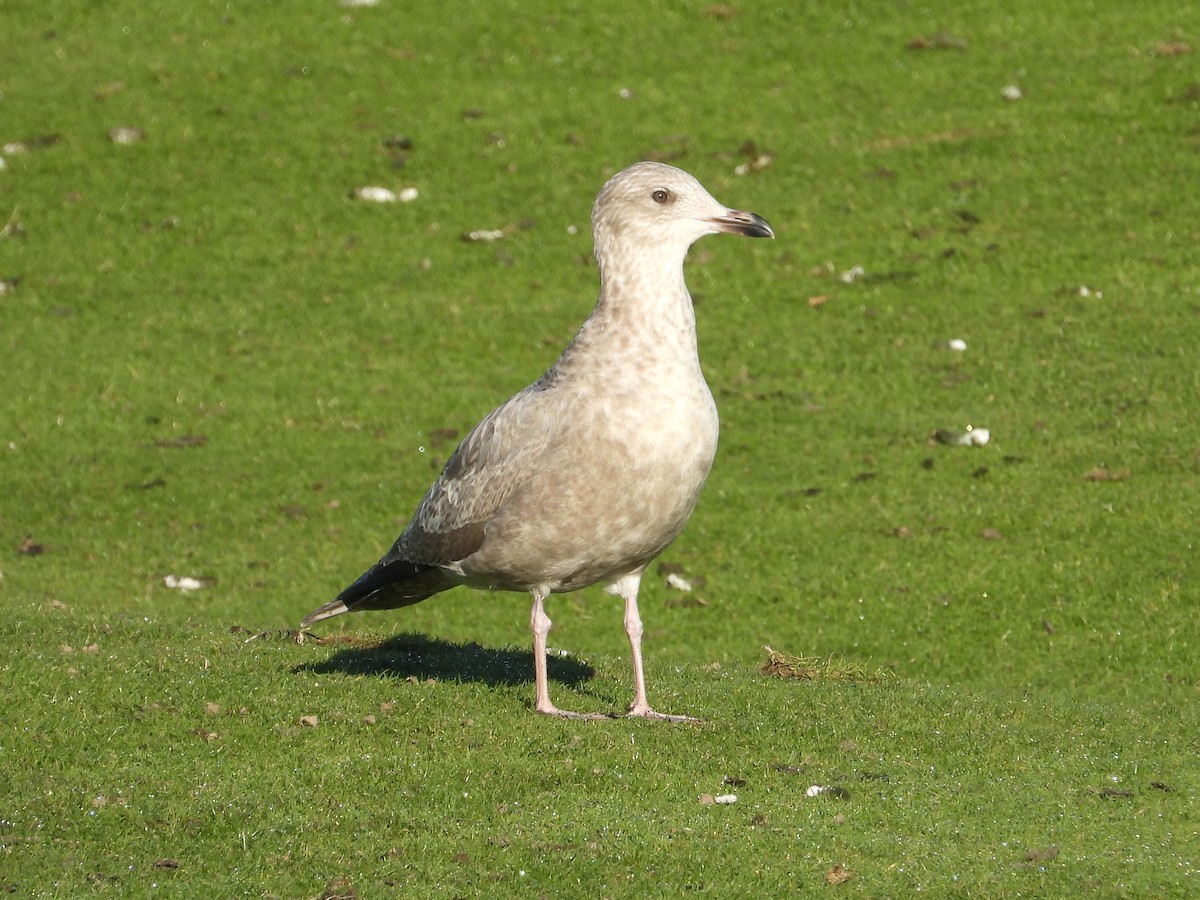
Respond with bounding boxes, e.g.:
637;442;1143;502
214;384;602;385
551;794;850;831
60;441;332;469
2;1;1197;896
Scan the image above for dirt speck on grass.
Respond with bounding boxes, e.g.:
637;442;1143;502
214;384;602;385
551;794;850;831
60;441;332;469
320;877;358;900
703;3;737;20
18;536;45;556
152;434;208;449
770;763;807;776
1154;41;1192;56
826;863;854;885
907;32;968;51
871;128;984;151
428;427;459;449
1083;466;1130;482
1024;845;1060;864
664;594;709;609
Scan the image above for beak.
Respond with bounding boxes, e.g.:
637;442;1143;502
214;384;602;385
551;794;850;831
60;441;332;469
710;209;774;239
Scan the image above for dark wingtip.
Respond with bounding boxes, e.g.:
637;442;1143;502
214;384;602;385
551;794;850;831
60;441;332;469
299;599;349;629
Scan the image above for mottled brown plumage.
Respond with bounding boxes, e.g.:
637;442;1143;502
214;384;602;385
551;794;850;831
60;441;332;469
301;161;772;720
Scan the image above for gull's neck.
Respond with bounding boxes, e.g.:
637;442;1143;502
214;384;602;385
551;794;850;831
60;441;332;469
591;237;697;341
538;238;702;389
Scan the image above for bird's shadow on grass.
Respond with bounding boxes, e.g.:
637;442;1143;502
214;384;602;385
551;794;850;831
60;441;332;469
292;632;595;689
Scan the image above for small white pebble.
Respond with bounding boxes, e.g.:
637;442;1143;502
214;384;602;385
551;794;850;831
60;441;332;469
948;338;967;352
964;427;990;446
665;573;693;592
566;224;578;235
805;785;826;798
464;229;505;242
108;126;145;145
1001;84;1022;101
353;186;397;203
398;186;419;202
839;264;865;284
735;154;774;176
714;793;738;805
163;575;205;591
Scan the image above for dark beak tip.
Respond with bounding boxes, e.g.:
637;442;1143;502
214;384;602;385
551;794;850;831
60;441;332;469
715;211;774;239
748;213;775;240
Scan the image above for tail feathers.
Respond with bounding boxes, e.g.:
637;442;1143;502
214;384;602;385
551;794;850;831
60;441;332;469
300;557;450;630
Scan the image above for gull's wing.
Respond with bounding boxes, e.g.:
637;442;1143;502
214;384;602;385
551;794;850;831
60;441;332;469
301;384;561;627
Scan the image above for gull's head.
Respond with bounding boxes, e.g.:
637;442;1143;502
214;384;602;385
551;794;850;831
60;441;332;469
591;161;773;267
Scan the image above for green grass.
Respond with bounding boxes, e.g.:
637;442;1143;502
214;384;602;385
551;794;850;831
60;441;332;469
2;0;1198;895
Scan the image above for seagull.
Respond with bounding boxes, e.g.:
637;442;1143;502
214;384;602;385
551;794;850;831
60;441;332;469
301;161;773;720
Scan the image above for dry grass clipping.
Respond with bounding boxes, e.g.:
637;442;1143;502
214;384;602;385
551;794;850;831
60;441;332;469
760;646;895;684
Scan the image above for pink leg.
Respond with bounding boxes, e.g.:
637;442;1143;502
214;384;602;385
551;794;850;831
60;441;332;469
530;588;608;720
613;571;699;723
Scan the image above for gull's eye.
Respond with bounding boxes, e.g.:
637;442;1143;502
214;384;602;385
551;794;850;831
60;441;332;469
651;188;671;204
